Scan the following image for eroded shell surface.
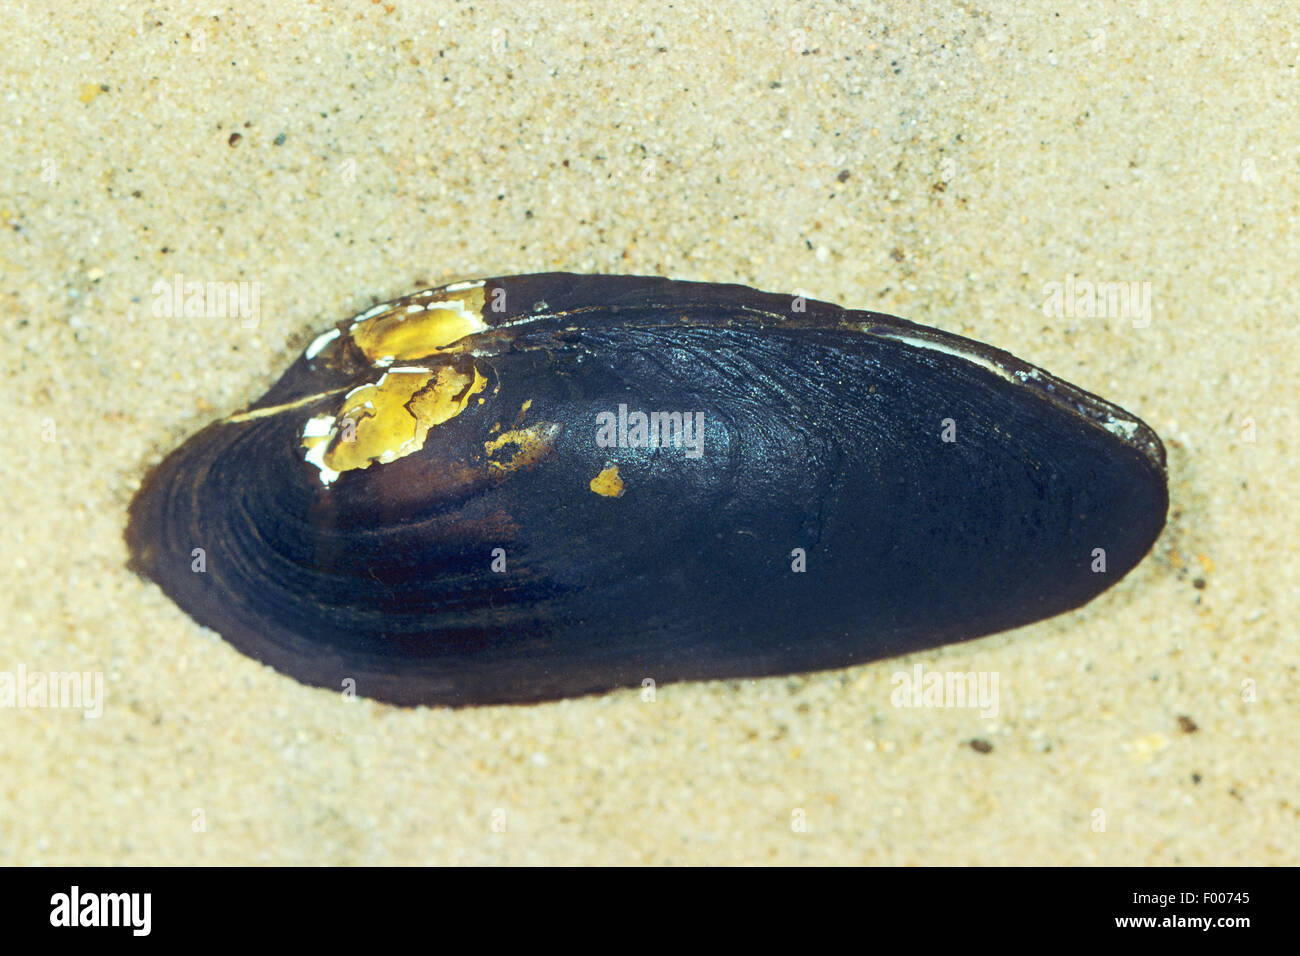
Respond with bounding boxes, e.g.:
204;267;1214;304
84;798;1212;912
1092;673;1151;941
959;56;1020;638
126;273;1168;706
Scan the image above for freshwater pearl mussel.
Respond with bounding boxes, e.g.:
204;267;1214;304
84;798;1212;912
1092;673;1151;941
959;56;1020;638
127;273;1168;706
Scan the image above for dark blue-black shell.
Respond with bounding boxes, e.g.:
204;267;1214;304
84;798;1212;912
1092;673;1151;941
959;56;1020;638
126;273;1168;706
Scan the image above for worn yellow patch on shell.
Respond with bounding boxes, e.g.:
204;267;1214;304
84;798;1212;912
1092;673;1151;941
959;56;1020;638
350;286;488;363
484;422;562;473
589;464;624;498
301;364;487;485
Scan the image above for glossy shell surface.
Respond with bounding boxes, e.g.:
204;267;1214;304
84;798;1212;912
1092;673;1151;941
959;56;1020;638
127;273;1168;706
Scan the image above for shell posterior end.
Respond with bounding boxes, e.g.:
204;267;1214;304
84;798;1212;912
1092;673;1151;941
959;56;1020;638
862;323;1166;475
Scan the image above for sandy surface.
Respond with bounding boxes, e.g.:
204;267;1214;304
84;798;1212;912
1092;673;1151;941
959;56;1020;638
1;0;1296;865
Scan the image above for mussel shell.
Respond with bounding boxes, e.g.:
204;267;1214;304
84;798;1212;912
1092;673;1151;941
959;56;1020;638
127;274;1168;706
